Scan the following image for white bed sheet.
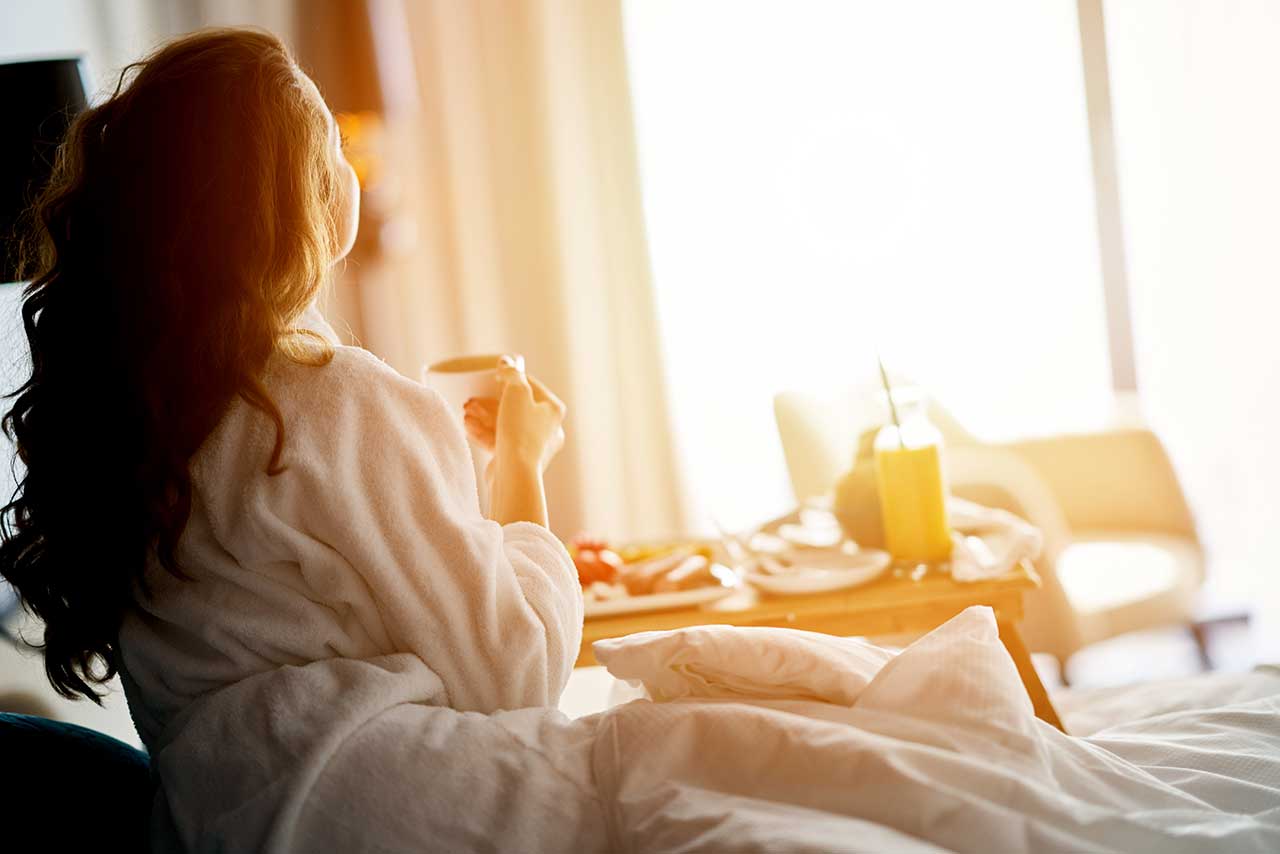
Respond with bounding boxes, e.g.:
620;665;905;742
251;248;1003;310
1056;665;1280;736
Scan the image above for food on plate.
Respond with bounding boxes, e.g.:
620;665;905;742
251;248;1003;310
582;580;628;602
569;535;623;586
651;554;716;593
569;535;725;602
618;550;690;595
615;540;715;565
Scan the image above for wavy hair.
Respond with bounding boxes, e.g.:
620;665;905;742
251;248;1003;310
0;28;346;701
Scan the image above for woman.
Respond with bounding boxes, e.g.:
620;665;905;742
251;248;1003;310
1;28;603;851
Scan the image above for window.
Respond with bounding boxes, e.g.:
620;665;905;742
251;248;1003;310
1102;0;1280;600
624;0;1112;529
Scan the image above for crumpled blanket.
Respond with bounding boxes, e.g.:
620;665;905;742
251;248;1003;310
591;606;1280;853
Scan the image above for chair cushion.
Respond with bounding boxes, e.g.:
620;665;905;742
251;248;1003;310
0;712;152;849
1057;533;1202;641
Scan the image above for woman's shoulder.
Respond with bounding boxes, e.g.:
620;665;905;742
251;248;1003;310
197;344;466;493
267;344;469;460
266;344;444;417
272;343;397;388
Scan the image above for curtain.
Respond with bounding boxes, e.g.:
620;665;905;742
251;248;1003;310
19;0;691;541
317;0;693;541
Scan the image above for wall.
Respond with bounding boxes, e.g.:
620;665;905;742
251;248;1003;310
1;1;296;92
1;0;166;92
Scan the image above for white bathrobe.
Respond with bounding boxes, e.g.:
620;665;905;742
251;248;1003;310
118;308;602;851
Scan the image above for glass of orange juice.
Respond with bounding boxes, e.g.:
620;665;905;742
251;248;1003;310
873;389;952;568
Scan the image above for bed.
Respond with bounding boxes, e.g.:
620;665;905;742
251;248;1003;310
1054;665;1280;736
189;605;1275;853
68;605;1280;853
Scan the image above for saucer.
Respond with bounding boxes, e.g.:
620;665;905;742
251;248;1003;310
744;548;891;595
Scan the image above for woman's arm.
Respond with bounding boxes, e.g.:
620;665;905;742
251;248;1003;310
488;455;549;528
271;349;581;712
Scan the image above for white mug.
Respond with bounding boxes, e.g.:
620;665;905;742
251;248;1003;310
422;353;524;513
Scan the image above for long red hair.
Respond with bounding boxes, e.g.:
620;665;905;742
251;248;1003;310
1;28;344;701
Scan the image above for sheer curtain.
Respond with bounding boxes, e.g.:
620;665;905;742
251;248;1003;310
324;0;693;541
624;0;1113;531
19;0;693;541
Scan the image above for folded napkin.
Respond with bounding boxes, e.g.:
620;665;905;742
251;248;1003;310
946;497;1043;582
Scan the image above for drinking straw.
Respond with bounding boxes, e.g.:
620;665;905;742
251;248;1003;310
877;356;905;449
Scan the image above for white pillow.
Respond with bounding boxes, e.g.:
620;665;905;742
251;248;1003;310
853;605;1034;734
593;623;895;705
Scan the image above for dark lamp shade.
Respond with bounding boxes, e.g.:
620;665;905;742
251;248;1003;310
0;58;90;283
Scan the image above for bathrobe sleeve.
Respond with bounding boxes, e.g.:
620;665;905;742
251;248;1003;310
269;348;583;713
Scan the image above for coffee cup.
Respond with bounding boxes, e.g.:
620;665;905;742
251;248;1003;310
422;353;525;513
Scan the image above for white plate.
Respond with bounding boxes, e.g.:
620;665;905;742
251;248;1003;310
583;568;740;619
744;548;892;596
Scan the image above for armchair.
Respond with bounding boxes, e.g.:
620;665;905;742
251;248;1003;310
774;388;1214;673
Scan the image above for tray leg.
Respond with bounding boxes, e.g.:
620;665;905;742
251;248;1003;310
998;618;1066;733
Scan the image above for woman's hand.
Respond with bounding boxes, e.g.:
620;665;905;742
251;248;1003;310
495;357;566;471
462;397;499;452
463;356;565;471
463;355;567;526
